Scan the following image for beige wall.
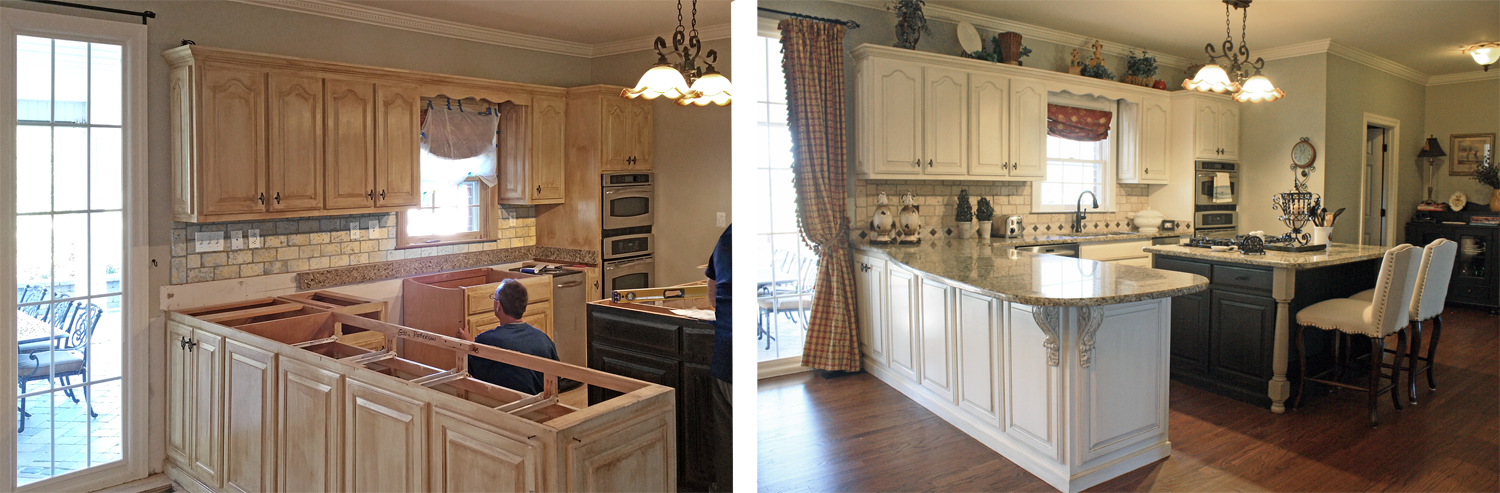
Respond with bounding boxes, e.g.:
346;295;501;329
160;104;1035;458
589;39;733;285
1324;55;1429;244
1424;78;1500;207
1235;53;1329;236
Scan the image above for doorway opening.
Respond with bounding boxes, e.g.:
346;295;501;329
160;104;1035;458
1361;114;1400;247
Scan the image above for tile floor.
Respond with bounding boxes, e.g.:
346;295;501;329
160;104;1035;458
16;384;121;486
757;305;810;363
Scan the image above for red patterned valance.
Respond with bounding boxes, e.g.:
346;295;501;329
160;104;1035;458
1047;104;1112;142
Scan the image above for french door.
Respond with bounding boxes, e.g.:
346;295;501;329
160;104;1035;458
2;8;149;491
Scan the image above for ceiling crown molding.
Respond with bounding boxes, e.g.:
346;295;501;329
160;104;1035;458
1253;38;1334;61
1325;40;1430;86
827;0;1192;69
1427;70;1500;86
231;0;727;59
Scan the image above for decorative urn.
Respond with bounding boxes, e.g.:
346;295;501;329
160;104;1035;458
897;192;923;244
1133;208;1165;233
870;192;897;242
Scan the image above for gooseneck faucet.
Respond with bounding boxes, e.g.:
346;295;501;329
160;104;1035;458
1073;190;1099;233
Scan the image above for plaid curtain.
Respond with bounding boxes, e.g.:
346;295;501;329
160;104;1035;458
781;19;861;372
1047;104;1113;142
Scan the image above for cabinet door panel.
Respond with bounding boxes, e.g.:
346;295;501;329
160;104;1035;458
629;100;654;169
854;254;888;367
1139;97;1171;181
429;407;540;493
325;79;376;209
1218;103;1239;160
968;74;1009;176
190;330;225;487
1211;289;1276;384
497;103;530;201
522;300;553;340
956;288;1002;429
565;412;673;492
345;379;426;493
531;96;567;201
679;363;718;489
279;358;342;493
923;67;967;175
887;266;920;382
1167;290;1211;374
919;277;955;401
267;72;323;212
166;321;192;464
600;97;633;171
588;345;680;404
1007;78;1048;178
375;83;422;207
200;65;266;215
223;340;276;493
1194;99;1220;159
872;59;923;174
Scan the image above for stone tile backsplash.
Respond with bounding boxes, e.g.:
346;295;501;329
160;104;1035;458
850;179;1190;239
170;206;536;284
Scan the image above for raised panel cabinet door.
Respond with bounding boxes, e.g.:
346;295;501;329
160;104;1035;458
968;73;1009;176
375;83;422;207
169;66;196;218
200;64;267;215
496;103;530;201
922;66;967;175
887;266;920;382
166;321;193;465
428;406;541;493
866;259;889;367
955;288;1002;430
1167;290;1211;374
1210;289;1277;385
1218;102;1240;160
919;277;956;402
853;253;889;367
679;363;718;490
629;99;654;169
871;58;923;175
531;96;566;201
223;340;276;493
189;329;225;487
266;72;324;212
324;79;376;209
1139;97;1171;180
565;412;674;492
1193;98;1221;159
600;96;633;171
521;300;553;340
1006;78;1048;178
278;357;343;493
345;378;427;493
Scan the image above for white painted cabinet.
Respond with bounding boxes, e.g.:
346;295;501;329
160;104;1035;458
919;276;956;402
1187;94;1239;160
853;253;888;368
1118;96;1171;184
865;58;924;175
923;66;968;175
955;288;1003;430
968;74;1047;180
886;265;921;383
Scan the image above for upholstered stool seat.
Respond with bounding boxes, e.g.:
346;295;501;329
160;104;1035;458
1347;238;1457;403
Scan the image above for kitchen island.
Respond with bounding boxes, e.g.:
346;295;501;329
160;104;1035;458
851;240;1207;493
1144;243;1390;412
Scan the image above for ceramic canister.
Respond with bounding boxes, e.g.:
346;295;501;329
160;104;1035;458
871;192;897;241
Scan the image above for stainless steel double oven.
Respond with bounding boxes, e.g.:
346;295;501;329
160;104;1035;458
601;172;655;298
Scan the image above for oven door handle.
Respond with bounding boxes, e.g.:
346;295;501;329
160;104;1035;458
609;257;653;268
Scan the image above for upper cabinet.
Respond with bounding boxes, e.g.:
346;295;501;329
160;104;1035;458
266;71;324;212
859;59;973;176
375;83;422;208
967;73;1047;180
599;96;654;172
497;96;567;205
1118;95;1172;184
1183;94;1239;160
324;78;377;210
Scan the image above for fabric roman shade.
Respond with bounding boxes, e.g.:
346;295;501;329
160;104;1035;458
1047;104;1112;142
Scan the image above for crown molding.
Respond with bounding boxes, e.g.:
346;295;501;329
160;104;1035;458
1426;70;1499;86
826;0;1192;69
231;0;727;59
1326;41;1430;86
1254;38;1334;61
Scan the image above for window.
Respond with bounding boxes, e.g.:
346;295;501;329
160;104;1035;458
1033;94;1116;213
397;99;497;247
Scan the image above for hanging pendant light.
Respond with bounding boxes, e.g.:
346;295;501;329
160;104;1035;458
1182;0;1282;103
623;0;732;106
1463;42;1500;71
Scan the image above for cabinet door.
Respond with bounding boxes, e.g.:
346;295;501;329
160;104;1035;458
496;103;531;202
200;64;267;215
922;66;967;175
324;79;376;210
679;363;718;490
1167;288;1212;375
190;329;225;487
266;72;323;212
1007;78;1048;178
1193;99;1221;159
919;277;955;402
1210;289;1277;385
955;287;1002;430
887;266;920;382
588;344;680;404
600;97;633;171
968;73;1009;176
223;340;276;493
1139;97;1171;181
375;83;422;208
853;254;888;367
629;99;654;170
345;378;427;493
429;406;541;493
1218;102;1239;160
166;321;193;465
522;300;553;340
530;96;566;201
279;358;343;493
870;58;923;175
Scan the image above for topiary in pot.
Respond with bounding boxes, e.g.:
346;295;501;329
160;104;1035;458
1080;63;1115;81
888;0;931;50
975;197;995;238
955;189;975;238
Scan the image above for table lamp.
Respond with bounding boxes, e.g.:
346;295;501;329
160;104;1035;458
1417;135;1446;205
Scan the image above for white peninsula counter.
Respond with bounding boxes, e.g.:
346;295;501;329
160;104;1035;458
851;239;1208;493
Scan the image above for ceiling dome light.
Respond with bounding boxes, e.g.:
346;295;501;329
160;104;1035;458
623;61;689;100
1233;74;1284;103
1183;64;1238;93
678;70;732;106
1464;42;1500;71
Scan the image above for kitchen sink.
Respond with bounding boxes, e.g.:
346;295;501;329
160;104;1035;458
1061;231;1136;238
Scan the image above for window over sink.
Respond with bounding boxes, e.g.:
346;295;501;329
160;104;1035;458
397;98;499;247
1034;92;1117;213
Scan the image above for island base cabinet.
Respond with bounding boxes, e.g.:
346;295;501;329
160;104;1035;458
277;358;343;493
222;341;276;493
429;407;542;493
345;378;428;492
562;411;676;492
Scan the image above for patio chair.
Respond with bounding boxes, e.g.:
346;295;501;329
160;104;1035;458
757;257;820;349
18;285;47;317
18;301;102;433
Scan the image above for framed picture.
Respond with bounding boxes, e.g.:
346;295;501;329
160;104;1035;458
1448;133;1494;176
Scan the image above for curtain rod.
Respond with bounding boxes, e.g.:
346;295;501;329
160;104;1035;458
19;0;155;24
757;7;860;29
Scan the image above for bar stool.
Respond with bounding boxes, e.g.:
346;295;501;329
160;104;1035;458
1293;244;1421;427
1348;238;1457;404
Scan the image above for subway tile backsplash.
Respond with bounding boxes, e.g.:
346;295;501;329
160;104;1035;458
850;179;1187;239
169;206;536;284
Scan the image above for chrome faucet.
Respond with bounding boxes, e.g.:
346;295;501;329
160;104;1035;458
1073;190;1098;233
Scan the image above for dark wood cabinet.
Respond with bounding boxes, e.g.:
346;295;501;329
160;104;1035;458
587;302;721;492
1210;289;1277;387
1168;288;1211;374
1407;220;1498;311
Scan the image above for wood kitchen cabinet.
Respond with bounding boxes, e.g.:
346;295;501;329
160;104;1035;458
597;94;654;172
535;85;652;254
166;321;227;488
1118;95;1171;184
324;78;377;210
858;59;970;176
967;73;1047;179
886;264;921;383
852;253;888;368
1407;220;1499;311
401;268;554;370
192;63;267;217
375;83;422;208
266;71;324;212
497;96;566;205
1173;92;1240;161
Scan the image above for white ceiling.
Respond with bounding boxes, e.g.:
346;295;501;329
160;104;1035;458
342;0;731;47
930;1;1499;77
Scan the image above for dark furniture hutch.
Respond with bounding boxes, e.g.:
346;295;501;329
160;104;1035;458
1407;212;1499;313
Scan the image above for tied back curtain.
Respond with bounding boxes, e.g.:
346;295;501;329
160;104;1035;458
1047;104;1113;142
780;18;861;372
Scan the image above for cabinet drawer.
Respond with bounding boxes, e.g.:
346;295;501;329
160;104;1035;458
1079;239;1151;261
589;310;680;357
466;301;553;339
1154;257;1211;278
463;275;553;315
1449;283;1493;305
1213;265;1273;292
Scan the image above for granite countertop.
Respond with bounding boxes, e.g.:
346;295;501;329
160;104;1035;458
1144;243;1392;270
856;240;1207;307
981;231;1181;247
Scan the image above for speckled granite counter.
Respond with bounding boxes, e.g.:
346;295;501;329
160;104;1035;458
861;231;1180;249
1143;243;1391;269
856;239;1206;307
296;245;597;290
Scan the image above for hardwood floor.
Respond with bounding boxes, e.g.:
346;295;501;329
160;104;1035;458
757;306;1499;492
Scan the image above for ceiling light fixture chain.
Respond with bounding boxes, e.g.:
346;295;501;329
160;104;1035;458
622;0;731;106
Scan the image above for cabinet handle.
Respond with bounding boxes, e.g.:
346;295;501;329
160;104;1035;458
367;190;374;200
536;185;542;195
1235;276;1250;281
913;160;919;168
380;189;386;200
179;336;196;352
274;192;281;204
257;193;264;205
1003;162;1010;171
928;159;933;167
593;281;600;290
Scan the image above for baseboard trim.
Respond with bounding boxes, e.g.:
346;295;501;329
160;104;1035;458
757;356;812;380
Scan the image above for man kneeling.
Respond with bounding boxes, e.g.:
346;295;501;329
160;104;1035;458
459;279;558;394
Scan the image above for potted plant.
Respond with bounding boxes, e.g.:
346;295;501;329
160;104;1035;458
955;189;975;238
1471;150;1499;212
1123;50;1158;87
970;34;1031;65
888;0;931;50
975;197;995;238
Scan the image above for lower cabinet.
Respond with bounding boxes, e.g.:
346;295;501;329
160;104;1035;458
852;253;889;368
277;357;343;492
345;378;428;492
223;340;276;493
428;406;542;493
886;266;921;383
1154;256;1279;405
919;277;956;402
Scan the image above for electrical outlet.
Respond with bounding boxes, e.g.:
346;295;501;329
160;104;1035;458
350;222;360;240
368;220;381;239
716;212;727;228
248;229;262;249
230;230;244;250
195;231;224;252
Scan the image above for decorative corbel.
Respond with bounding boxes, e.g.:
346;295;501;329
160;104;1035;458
1077;306;1106;368
1031;306;1061;366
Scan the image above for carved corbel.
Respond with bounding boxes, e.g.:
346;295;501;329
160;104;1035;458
1077;306;1105;368
1031;306;1061;366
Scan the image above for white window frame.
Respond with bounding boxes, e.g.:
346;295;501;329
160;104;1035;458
1;8;150;492
1032;92;1118;213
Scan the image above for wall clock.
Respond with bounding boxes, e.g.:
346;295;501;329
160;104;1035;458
1290;137;1317;192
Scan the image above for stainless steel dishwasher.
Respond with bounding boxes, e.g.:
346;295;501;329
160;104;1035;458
550;268;587;367
1015;243;1079;257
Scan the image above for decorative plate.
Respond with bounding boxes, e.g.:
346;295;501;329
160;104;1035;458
957;21;981;53
1449;191;1468;211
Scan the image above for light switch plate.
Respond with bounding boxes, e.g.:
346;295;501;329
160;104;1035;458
350;222;360;240
248;229;262;249
230;230;244;250
368;220;380;239
195;231;224;252
716;212;727;228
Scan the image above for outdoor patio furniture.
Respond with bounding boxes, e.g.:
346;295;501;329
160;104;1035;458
17;285;47;317
18;301;102;433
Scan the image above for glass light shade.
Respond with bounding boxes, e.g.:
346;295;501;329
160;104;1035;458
622;63;689;100
1233;75;1284;103
677;72;732;106
1182;64;1238;93
1466;44;1500;66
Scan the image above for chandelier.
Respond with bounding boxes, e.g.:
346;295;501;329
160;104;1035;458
622;0;731;106
1183;0;1283;103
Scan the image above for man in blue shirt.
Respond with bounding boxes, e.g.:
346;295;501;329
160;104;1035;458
704;225;732;490
459;279;558;395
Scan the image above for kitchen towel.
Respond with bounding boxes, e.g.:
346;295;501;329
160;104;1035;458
1213;172;1232;203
